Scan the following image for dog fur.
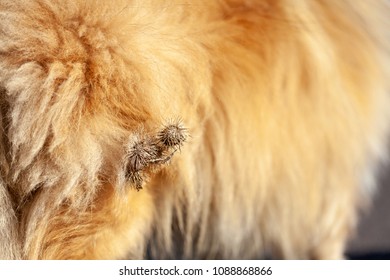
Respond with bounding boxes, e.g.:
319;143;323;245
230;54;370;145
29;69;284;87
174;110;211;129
0;0;389;259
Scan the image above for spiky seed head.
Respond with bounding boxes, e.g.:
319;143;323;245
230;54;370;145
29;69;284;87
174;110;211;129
126;138;159;172
123;122;188;191
158;122;187;148
127;171;144;191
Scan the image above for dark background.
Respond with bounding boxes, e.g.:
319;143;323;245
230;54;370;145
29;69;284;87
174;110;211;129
347;163;390;259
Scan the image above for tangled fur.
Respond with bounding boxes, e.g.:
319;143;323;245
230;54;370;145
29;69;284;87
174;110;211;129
0;0;389;259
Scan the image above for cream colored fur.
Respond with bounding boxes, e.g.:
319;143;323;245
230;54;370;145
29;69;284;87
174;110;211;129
0;0;389;259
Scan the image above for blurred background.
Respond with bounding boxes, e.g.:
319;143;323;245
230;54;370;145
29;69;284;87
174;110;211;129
347;163;390;259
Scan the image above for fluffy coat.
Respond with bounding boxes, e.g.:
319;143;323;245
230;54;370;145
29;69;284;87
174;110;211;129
0;0;389;259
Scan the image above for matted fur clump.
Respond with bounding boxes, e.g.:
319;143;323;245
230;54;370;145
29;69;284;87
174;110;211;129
0;0;389;259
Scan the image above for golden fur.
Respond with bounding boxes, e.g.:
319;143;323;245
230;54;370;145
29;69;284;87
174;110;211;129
0;0;389;259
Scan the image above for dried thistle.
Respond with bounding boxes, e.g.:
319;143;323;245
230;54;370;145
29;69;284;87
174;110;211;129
127;170;144;191
124;135;158;191
157;121;187;148
126;138;158;173
123;121;188;191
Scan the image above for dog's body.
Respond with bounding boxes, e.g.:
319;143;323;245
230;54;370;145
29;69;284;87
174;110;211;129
0;0;389;259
